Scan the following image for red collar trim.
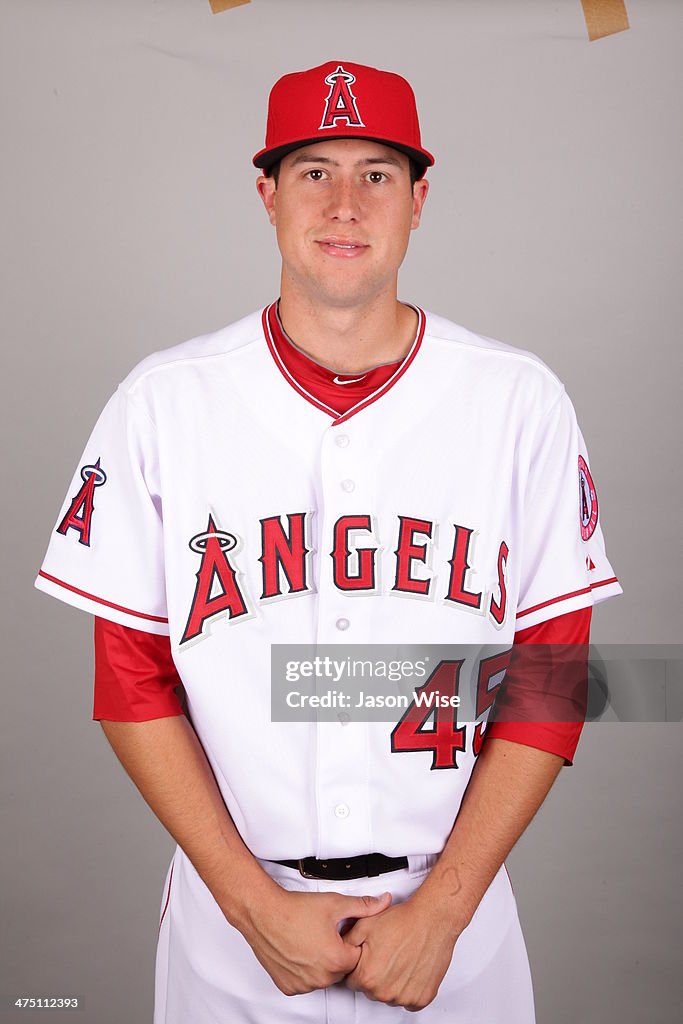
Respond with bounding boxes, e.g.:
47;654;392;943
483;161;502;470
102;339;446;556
261;302;426;425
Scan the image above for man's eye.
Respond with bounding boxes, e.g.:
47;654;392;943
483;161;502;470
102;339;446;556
367;171;386;183
306;169;326;181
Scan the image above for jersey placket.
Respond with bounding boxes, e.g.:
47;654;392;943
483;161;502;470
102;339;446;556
313;415;375;858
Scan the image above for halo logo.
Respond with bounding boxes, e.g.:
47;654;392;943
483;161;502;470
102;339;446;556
320;65;365;130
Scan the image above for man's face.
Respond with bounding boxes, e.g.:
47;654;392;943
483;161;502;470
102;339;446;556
257;139;429;309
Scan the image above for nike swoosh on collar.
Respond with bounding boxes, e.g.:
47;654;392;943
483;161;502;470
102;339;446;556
333;375;367;385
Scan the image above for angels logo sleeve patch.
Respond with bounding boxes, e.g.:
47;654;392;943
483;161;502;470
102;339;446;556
34;385;170;635
515;391;622;630
55;457;107;547
578;453;598;540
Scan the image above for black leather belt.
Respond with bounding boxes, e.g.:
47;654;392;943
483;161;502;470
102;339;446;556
272;853;409;880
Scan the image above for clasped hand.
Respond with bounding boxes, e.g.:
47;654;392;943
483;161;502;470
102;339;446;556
342;888;458;1011
240;884;458;1011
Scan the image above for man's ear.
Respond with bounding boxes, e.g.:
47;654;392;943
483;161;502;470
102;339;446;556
257;175;277;226
411;178;429;231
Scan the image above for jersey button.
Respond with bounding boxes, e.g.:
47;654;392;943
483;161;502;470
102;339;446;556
341;478;355;493
335;434;350;448
337;712;350;726
334;803;350;819
335;617;350;631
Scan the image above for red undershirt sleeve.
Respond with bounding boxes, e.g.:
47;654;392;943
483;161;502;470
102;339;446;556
484;606;591;765
93;609;592;754
93;616;185;722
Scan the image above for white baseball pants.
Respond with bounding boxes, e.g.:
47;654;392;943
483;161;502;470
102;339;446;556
154;847;535;1023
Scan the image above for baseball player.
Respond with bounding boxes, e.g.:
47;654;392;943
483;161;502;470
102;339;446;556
35;60;621;1022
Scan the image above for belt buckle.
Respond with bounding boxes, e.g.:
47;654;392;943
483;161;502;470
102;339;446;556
296;855;373;880
297;858;319;879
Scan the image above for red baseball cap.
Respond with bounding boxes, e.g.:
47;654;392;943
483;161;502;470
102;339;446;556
252;60;434;177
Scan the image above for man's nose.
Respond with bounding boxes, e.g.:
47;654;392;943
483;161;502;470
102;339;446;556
324;179;361;222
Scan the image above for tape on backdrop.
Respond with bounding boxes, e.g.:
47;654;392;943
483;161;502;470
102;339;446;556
209;0;251;13
207;0;630;41
580;0;630;41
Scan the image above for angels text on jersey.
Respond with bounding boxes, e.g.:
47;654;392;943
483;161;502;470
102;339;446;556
180;510;510;645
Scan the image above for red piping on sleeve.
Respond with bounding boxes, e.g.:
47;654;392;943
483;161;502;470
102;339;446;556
516;578;617;620
38;570;168;624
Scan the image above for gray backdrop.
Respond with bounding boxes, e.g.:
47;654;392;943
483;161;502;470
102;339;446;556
2;0;681;1021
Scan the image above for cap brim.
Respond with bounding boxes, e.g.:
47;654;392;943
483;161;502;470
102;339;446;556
253;136;434;176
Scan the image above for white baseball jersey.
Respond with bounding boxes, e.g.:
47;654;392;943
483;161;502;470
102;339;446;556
35;305;620;1022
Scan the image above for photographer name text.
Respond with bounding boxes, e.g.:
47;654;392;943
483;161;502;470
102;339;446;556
285;689;460;709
